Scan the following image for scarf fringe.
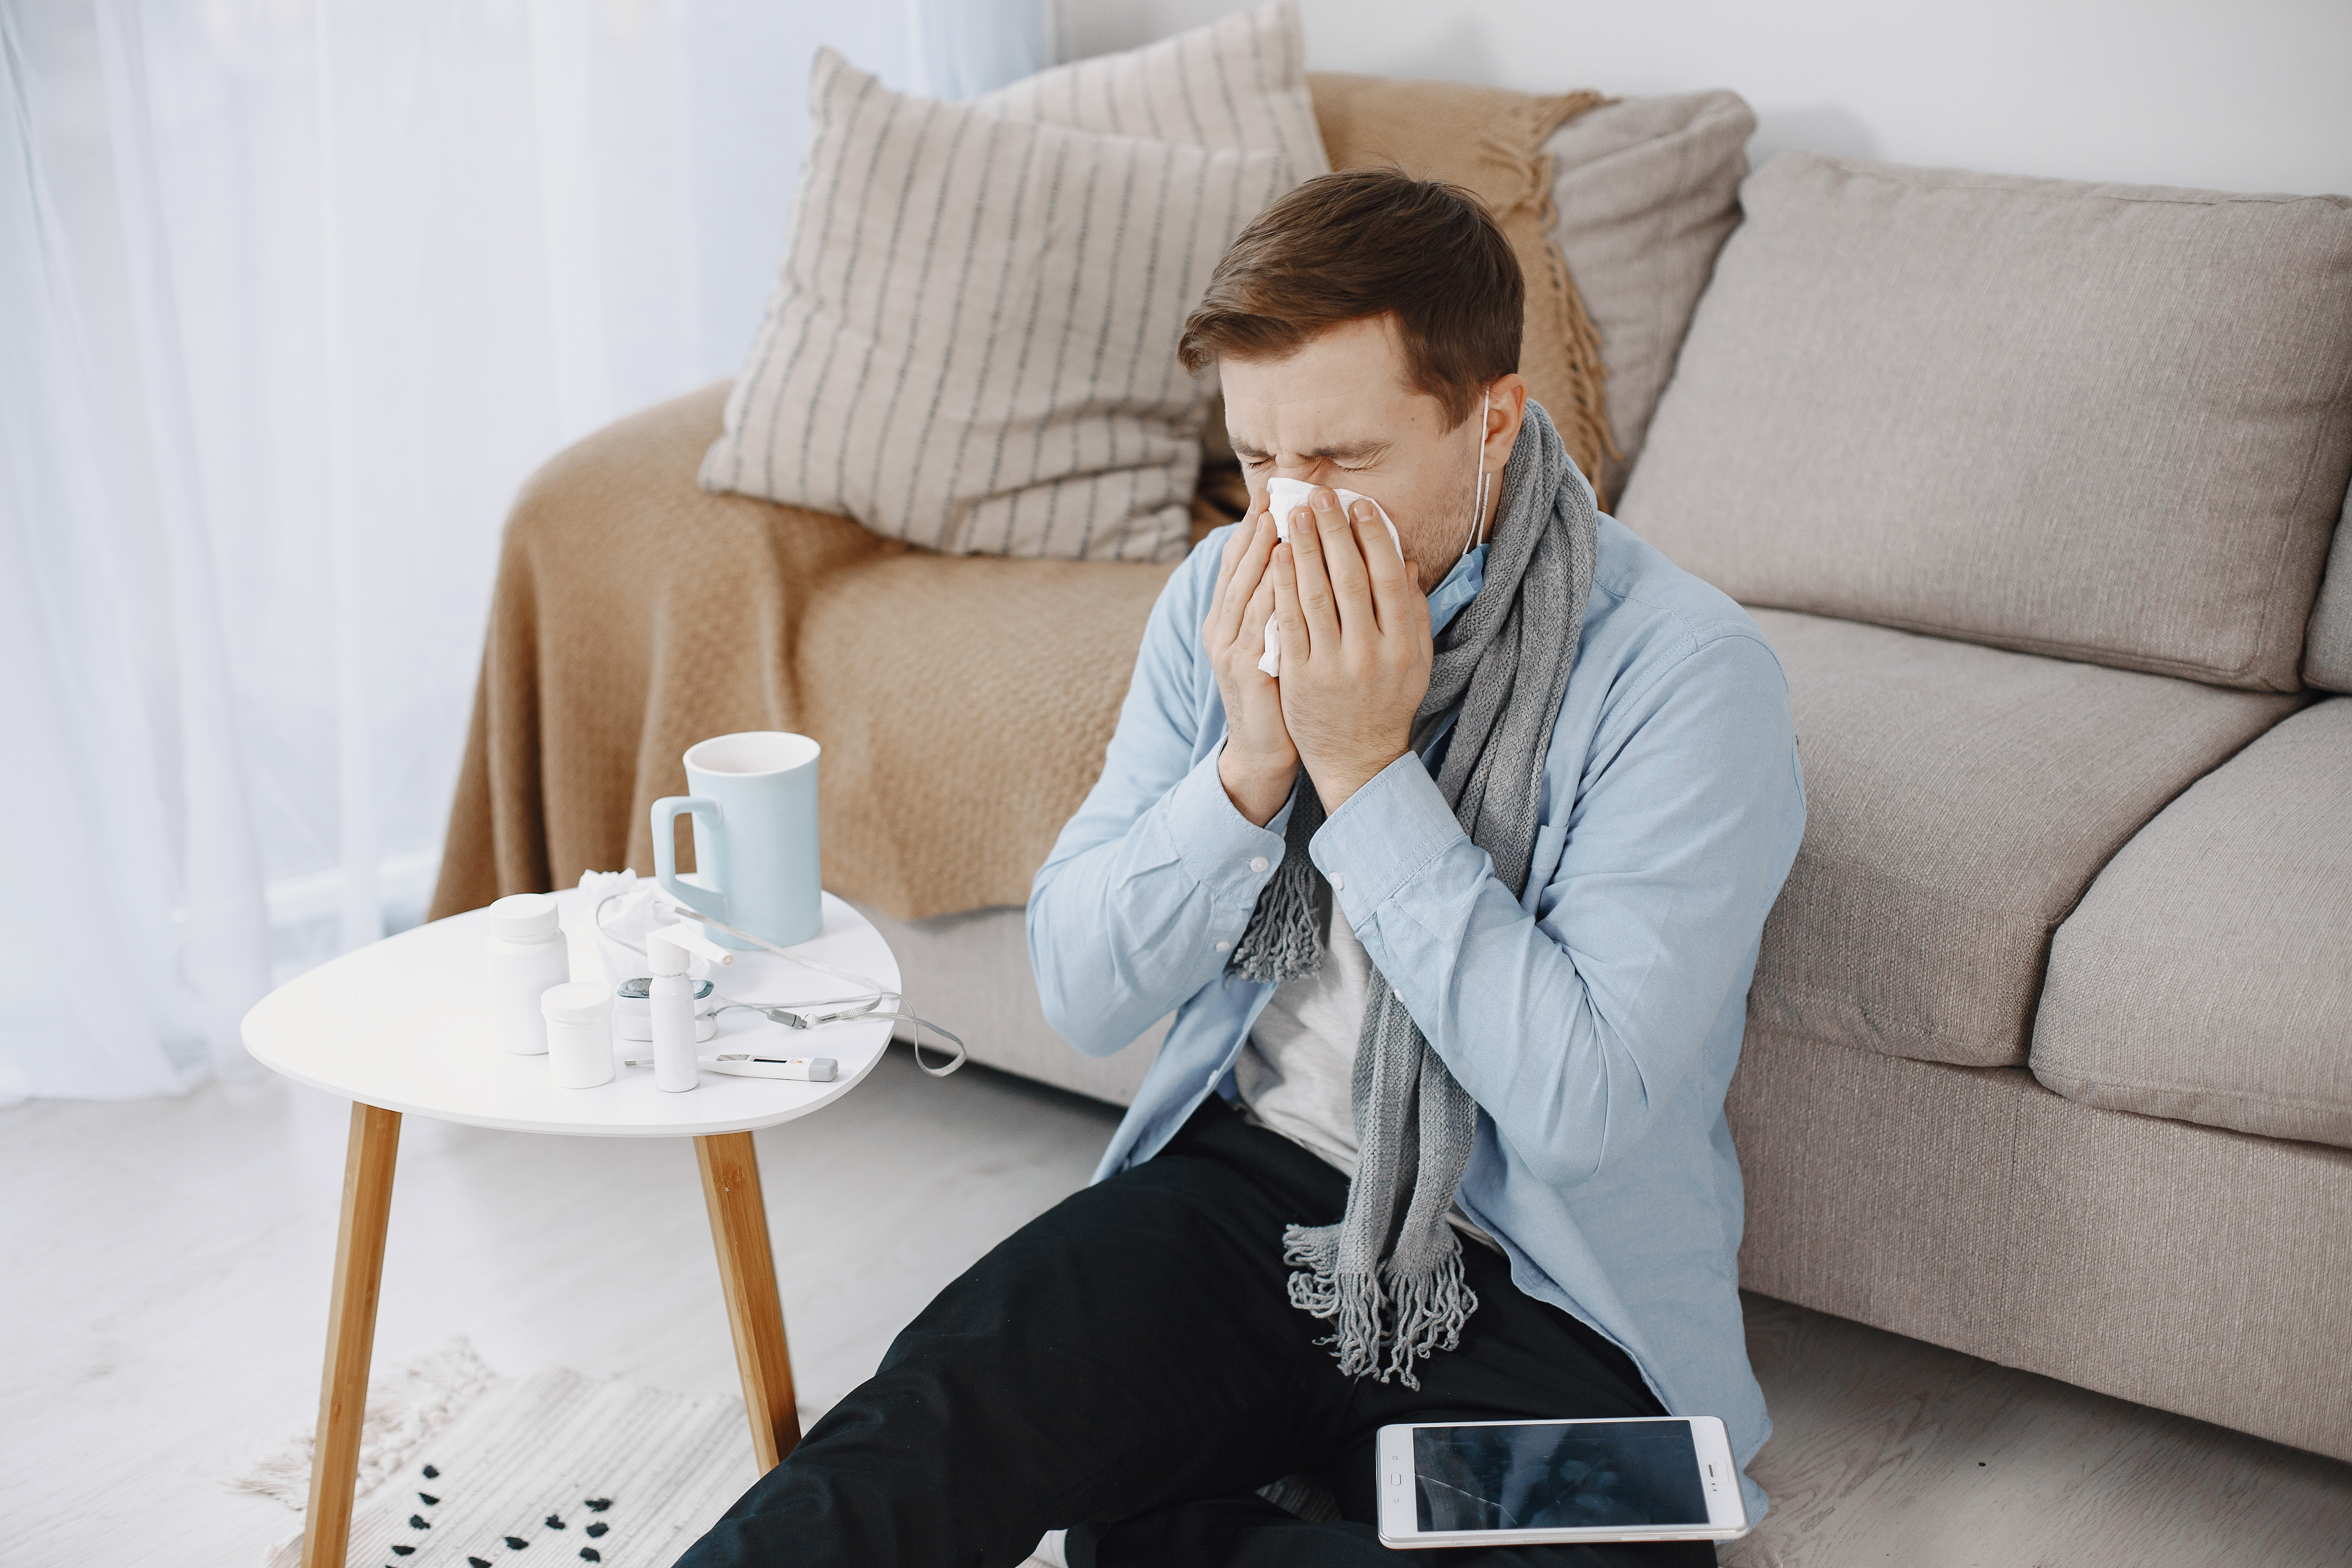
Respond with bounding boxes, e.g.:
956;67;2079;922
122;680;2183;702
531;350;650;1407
1228;865;1322;983
1380;1244;1477;1386
1232;832;1326;982
1229;791;1327;984
1282;1223;1384;1379
1283;1222;1477;1391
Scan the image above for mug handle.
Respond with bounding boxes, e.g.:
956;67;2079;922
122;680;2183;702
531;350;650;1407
651;795;730;924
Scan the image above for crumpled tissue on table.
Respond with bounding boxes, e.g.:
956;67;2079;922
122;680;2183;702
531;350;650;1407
578;868;723;986
1257;476;1401;678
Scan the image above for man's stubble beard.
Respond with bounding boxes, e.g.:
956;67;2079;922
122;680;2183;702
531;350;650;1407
1407;458;1484;595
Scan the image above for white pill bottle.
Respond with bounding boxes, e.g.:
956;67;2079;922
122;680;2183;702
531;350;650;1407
486;893;573;1055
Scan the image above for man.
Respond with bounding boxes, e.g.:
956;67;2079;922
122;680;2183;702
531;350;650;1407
684;169;1803;1567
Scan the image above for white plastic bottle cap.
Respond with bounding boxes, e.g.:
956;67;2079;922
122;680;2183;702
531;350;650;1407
488;893;560;942
539;981;612;1024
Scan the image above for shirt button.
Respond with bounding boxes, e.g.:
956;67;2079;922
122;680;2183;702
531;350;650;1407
1249;856;1269;873
1331;873;1346;891
1214;940;1232;952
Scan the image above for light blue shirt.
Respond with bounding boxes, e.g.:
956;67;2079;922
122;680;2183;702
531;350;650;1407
1027;499;1805;1525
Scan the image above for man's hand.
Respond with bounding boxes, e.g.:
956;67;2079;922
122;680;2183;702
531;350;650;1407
1269;488;1433;813
1203;507;1299;826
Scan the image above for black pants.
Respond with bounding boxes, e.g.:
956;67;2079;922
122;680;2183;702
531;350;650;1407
679;1097;1716;1568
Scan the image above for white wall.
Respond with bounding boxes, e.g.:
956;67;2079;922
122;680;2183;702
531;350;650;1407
1059;0;2352;196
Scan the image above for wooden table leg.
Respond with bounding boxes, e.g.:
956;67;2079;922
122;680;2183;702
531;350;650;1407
303;1103;402;1568
696;1131;801;1472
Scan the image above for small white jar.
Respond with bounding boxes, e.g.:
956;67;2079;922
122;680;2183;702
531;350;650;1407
487;893;572;1056
541;981;615;1088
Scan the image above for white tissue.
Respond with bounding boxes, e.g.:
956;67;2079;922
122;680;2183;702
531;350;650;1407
584;871;673;978
586;872;733;986
1256;477;1401;677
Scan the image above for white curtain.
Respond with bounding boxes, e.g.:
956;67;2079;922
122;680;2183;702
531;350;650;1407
1;0;1048;1104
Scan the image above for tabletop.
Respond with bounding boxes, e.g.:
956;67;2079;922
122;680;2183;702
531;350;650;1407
241;890;901;1137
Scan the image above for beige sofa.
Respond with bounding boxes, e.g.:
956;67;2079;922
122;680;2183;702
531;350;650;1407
434;93;2352;1466
1619;152;2352;1466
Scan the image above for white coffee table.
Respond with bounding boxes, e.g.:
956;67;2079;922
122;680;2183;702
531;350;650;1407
242;889;899;1568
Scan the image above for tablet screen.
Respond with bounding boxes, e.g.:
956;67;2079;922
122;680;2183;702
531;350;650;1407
1412;1420;1710;1532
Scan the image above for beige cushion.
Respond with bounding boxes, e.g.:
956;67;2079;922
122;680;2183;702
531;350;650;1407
700;51;1296;561
973;0;1327;178
1746;608;2299;1068
1619;154;2352;691
2305;487;2352;691
2031;698;2350;1147
1543;91;1754;507
1305;72;1614;499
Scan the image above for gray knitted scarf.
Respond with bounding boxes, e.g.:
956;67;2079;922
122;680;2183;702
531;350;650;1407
1227;403;1598;1388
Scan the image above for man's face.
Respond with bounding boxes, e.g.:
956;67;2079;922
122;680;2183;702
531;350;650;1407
1219;314;1512;595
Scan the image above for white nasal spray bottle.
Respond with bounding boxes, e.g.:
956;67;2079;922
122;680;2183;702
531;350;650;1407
647;921;734;1093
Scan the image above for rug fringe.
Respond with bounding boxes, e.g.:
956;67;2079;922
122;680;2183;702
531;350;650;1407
224;1334;499;1511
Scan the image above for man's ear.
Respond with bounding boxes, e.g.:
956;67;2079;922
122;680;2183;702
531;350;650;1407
1481;374;1530;468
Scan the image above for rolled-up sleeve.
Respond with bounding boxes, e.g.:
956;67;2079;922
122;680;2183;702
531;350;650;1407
1310;630;1800;1190
1028;531;1293;1057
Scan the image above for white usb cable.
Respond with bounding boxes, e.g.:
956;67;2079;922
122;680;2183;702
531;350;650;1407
655;905;967;1078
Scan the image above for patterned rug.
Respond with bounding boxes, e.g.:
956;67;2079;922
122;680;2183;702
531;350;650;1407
234;1339;757;1568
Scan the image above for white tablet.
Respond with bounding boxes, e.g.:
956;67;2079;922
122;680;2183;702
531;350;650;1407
1376;1415;1749;1550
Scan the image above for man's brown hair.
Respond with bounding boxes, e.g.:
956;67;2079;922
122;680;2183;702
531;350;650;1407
1177;167;1522;429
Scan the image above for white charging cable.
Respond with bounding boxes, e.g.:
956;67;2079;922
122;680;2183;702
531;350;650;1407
599;894;966;1077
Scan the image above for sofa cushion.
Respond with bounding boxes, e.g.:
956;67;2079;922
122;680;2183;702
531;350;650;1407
974;0;1327;176
700;51;1297;562
1543;91;1754;507
2031;698;2350;1147
1305;72;1614;497
1618;154;2352;692
1746;608;2299;1068
2305;486;2352;691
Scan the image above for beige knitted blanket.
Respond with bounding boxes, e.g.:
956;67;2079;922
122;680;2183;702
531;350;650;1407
429;380;1183;922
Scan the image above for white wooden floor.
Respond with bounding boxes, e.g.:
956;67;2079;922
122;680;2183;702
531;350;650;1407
4;1047;2346;1566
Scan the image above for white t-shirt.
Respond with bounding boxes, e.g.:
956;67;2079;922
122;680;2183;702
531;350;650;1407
1234;873;1500;1252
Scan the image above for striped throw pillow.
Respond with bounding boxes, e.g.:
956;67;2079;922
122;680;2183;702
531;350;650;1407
976;0;1328;178
701;51;1299;561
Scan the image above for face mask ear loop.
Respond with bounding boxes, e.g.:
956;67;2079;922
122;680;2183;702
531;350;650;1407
1458;388;1496;564
1461;388;1492;559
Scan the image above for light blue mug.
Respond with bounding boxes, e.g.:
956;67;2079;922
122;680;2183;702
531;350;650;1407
652;731;822;951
